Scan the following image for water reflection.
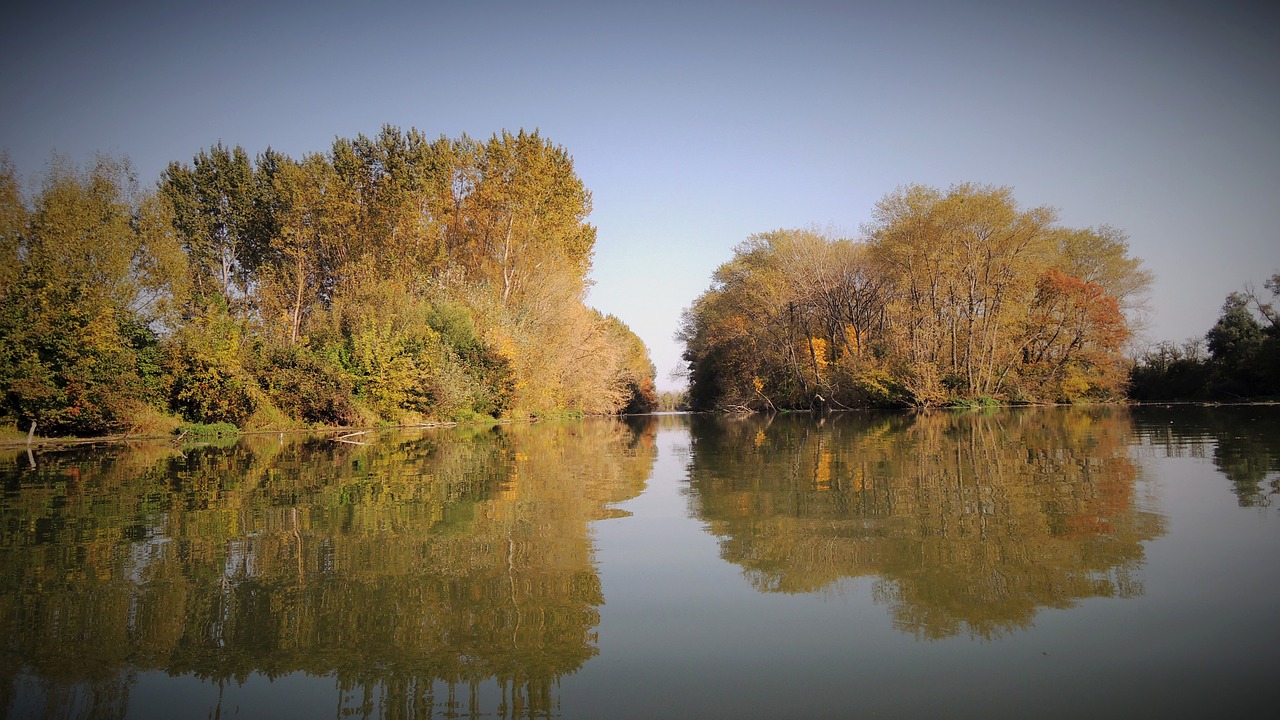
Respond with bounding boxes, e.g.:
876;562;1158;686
1130;405;1280;508
1;419;655;719
684;408;1167;639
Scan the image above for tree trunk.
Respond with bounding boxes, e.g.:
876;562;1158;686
290;253;305;344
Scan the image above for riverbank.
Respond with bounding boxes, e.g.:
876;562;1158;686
0;420;478;451
0;410;623;451
8;399;1279;452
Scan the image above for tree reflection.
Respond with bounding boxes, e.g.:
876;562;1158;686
685;408;1165;639
1131;405;1280;508
0;419;655;719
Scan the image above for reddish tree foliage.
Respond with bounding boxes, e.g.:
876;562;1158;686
1021;269;1130;400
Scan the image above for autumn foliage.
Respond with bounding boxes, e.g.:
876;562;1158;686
0;129;657;436
679;184;1150;409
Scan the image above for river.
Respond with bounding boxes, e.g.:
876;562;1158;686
3;406;1278;718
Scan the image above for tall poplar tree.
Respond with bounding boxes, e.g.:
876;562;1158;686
161;144;263;302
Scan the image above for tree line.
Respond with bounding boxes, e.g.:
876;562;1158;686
1130;275;1280;402
0;128;658;436
679;183;1151;410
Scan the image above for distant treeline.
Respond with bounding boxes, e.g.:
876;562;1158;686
1130;276;1280;401
0;127;657;436
679;184;1152;410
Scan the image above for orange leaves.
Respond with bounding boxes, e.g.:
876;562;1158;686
681;185;1149;408
1021;269;1131;401
1031;268;1129;355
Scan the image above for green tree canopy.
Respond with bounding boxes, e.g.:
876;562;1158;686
3;128;655;436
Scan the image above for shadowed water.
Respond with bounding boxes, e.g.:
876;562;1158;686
3;407;1278;718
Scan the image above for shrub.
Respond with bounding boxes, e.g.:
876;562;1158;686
176;421;240;437
254;344;359;425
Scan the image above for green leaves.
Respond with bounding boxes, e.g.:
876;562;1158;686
163;296;257;426
3;127;653;434
161;144;263;301
0;158;176;434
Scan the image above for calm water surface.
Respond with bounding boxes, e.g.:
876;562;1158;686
3;407;1278;718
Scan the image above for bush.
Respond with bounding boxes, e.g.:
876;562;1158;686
163;297;258;426
122;402;182;436
165;353;258;425
176;421;240;437
254;344;359;425
450;408;496;424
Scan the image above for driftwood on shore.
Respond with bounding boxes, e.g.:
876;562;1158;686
332;430;370;445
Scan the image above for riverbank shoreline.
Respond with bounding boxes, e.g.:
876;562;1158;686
0;420;493;451
7;399;1278;451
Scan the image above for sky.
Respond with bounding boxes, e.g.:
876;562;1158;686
4;0;1278;391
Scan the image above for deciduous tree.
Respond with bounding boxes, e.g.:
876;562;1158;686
682;185;1147;408
161;144;263;302
0;157;175;433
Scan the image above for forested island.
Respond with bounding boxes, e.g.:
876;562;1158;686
0;127;657;438
678;184;1152;410
678;183;1279;411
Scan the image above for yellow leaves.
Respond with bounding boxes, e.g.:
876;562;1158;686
683;183;1143;408
347;315;441;420
839;325;860;356
454;130;596;305
809;337;828;380
6;130;648;430
484;327;518;363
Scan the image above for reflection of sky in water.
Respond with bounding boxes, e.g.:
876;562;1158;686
3;409;1280;719
566;409;1280;719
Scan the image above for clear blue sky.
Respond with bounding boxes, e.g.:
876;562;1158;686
4;0;1277;390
